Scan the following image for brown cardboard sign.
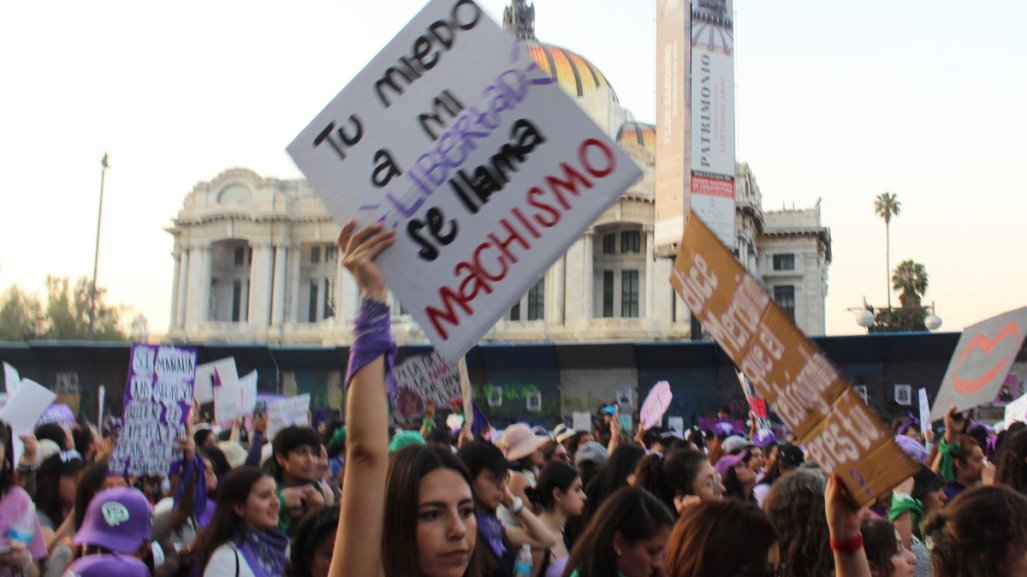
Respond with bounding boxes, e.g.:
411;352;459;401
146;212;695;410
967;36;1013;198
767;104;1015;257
671;210;917;506
930;306;1027;421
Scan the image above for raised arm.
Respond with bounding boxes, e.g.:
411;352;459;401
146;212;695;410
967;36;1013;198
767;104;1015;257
825;474;871;577
328;222;396;577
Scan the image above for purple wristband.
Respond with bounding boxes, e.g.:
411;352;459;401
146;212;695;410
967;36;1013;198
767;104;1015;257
345;297;397;397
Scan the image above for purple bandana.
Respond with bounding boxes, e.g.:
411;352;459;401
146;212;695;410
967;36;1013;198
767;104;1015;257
345;298;397;397
475;510;507;559
237;528;290;577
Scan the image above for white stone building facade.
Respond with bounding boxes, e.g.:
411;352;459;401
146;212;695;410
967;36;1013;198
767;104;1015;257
167;5;831;345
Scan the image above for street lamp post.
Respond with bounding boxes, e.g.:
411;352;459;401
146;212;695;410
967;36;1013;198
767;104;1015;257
88;153;110;341
849;296;943;333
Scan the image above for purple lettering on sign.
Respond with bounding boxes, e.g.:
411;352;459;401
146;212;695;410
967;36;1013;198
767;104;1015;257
110;344;197;477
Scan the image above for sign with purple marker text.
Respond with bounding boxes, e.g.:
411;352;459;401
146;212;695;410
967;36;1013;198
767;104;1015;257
110;345;197;477
287;0;641;361
671;211;916;506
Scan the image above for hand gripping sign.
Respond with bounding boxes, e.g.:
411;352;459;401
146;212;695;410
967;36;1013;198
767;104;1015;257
930;306;1027;421
287;0;641;361
671;210;916;506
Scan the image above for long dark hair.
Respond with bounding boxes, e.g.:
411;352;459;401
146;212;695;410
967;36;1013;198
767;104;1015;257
861;518;900;577
74;460;124;529
0;420;13;498
633;448;707;515
290;506;339;577
995;429;1027;495
721;450;755;501
35;461;70;525
535;463;581;512
196;466;271;572
764;470;832;577
583;444;645;519
564;487;673;577
923;485;1027;577
384;444;482;577
667;499;777;577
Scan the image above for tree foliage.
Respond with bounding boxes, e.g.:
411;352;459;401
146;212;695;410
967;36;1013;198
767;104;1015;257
870;259;930;333
0;276;127;341
873;192;901;225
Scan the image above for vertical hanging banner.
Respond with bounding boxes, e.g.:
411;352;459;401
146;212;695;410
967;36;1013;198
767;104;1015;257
688;0;736;247
654;0;691;254
287;0;641;361
110;345;197;477
671;211;916;506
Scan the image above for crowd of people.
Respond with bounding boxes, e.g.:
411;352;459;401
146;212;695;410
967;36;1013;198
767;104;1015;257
1;222;1026;577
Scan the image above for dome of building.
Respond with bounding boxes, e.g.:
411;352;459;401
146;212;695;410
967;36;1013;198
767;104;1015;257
504;0;618;103
616;121;656;155
525;41;619;102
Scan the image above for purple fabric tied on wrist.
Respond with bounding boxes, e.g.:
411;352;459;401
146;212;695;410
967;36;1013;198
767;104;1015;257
345;297;397;397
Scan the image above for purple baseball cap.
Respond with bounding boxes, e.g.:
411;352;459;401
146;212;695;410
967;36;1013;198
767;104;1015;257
715;450;751;478
63;553;150;577
894;435;928;464
74;487;153;554
753;429;777;449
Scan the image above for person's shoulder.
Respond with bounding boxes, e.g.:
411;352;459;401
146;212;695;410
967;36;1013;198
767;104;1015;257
205;543;241;574
2;484;31;505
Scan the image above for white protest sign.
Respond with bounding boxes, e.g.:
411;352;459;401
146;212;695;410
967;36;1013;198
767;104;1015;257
1005;392;1027;428
98;385;106;429
918;388;930;428
572;411;591;433
3;363;20;395
194;358;238;404
268;394;311;440
240;371;258;416
214;371;242;424
0;378;57;465
393;352;461;422
287;0;641;361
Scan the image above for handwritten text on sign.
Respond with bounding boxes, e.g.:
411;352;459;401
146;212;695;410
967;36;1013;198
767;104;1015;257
671;211;916;506
393;352;461;422
111;345;196;477
288;0;641;361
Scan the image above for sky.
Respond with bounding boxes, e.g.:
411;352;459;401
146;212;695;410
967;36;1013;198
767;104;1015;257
1;0;1025;338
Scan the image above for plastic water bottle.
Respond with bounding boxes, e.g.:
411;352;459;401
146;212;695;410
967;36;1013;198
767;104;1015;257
8;501;36;545
513;544;532;577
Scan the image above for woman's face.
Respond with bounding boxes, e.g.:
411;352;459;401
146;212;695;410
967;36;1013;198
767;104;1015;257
886;531;916;577
416;468;477;577
310;530;337;577
733;460;757;485
472;468;508;511
237;475;280;531
956;446;985;484
547;444;571;466
615;526;671;577
556;477;587;517
528;447;546;469
922;488;947;515
278;444;318;483
59;472;80;507
690;460;724;503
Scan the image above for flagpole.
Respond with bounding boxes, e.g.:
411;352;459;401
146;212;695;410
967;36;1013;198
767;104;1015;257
89;153;110;341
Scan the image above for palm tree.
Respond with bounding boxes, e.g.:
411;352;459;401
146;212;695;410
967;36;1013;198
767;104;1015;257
892;260;928;308
874;192;901;309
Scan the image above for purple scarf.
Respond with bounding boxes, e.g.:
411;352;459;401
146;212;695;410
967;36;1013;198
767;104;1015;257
476;510;506;559
345;298;397;397
237;528;290;577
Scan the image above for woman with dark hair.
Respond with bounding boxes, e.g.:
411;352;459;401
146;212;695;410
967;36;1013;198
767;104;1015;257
633;448;721;515
994;427;1027;496
859;518;915;577
0;419;47;576
35;449;87;534
763;469;833;577
715;449;757;501
196;466;289;577
270;425;328;534
534;463;586;577
922;485;1027;577
666;498;778;577
327;221;483;577
563;487;674;577
582;444;645;519
290;506;339;577
939;435;983;501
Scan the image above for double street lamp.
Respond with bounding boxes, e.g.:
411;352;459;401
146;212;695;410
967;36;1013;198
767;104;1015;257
849;296;942;333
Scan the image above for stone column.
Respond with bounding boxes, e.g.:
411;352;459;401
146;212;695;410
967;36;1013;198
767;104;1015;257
249;243;273;327
337;261;357;321
175;248;190;328
548;256;565;326
170;248;181;328
198;247;212;323
563;238;584;323
583;232;594;320
644;229;655;319
288;245;302;323
271;245;288;325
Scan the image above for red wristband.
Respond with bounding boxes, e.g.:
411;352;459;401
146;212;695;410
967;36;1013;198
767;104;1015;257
830;534;863;554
